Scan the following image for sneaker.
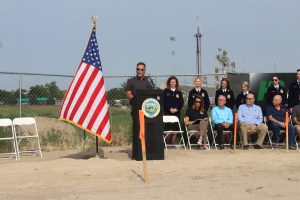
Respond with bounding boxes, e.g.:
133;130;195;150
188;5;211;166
254;144;263;149
197;140;202;145
243;145;249;150
289;145;297;150
203;146;209;150
273;143;280;148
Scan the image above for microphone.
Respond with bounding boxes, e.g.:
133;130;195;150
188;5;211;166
147;77;155;89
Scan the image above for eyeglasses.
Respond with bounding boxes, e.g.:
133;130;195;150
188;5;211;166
272;79;278;81
246;98;253;100
136;68;145;71
195;100;201;103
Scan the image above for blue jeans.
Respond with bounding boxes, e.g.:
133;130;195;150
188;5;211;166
270;122;296;146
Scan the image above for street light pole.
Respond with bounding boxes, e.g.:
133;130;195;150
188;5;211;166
170;36;176;73
274;61;278;72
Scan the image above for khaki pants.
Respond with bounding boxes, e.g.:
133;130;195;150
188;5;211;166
239;123;267;146
187;120;208;144
295;125;300;139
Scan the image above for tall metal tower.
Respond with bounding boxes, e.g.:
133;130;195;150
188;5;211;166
194;24;202;76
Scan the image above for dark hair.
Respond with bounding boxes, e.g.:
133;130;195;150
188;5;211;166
220;78;230;90
297;69;300;72
166;76;179;90
136;62;146;68
192;95;205;112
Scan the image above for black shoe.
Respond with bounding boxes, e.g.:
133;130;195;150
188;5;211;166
243;145;249;150
219;144;224;150
273;143;280;148
289;145;297;150
254;144;263;149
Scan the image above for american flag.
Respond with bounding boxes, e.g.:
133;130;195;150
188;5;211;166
59;27;111;143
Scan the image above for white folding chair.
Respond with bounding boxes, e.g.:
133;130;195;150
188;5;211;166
0;119;18;160
209;117;232;149
185;124;210;150
13;117;42;159
163;115;186;150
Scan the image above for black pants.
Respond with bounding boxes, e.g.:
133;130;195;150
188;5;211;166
214;123;234;145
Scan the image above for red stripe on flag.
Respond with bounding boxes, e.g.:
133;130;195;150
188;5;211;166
105;130;111;141
86;93;107;130
77;77;104;125
96;109;110;133
63;64;90;119
69;67;99;121
58;61;83;117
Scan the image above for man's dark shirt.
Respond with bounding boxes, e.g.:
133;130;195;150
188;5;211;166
187;88;210;110
288;80;300;109
292;104;300;122
125;76;154;105
266;105;287;123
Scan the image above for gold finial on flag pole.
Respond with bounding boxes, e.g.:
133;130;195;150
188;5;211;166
91;16;98;28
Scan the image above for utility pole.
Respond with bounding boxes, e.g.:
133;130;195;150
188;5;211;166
194;19;202;76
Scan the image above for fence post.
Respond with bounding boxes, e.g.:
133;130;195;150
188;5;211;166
19;74;22;117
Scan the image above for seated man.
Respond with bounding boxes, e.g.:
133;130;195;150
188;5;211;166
238;93;267;149
266;95;297;149
292;94;300;140
211;95;233;149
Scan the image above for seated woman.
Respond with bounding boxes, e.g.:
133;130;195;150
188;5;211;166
184;95;209;149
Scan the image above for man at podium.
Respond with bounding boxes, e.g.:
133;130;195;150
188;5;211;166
125;62;155;106
125;62;156;160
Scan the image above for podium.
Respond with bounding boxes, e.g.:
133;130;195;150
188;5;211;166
131;89;164;161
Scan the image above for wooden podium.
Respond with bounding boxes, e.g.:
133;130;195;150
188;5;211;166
131;89;164;161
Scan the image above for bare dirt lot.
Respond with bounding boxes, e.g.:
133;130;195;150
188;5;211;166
1;147;300;200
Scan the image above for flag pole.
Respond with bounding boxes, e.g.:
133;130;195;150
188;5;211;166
95;136;100;158
91;16;101;159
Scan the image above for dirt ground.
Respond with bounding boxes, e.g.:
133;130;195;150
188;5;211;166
1;147;300;200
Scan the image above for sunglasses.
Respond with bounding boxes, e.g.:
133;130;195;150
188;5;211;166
246;98;253;100
272;79;278;81
136;68;145;71
195;100;201;103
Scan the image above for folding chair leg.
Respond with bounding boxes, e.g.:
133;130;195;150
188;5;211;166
37;136;42;158
163;135;168;150
12;137;18;160
212;133;218;150
180;133;186;150
268;132;273;150
206;134;210;150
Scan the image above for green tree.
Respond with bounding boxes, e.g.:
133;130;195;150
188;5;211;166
0;90;17;105
106;87;126;101
28;85;48;105
28;82;63;105
45;81;63;105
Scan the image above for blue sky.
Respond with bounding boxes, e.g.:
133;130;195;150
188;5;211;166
1;0;300;76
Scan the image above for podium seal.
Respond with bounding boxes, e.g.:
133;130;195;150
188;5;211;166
142;98;160;118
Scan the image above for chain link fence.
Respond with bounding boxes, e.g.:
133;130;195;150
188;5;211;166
0;71;225;151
